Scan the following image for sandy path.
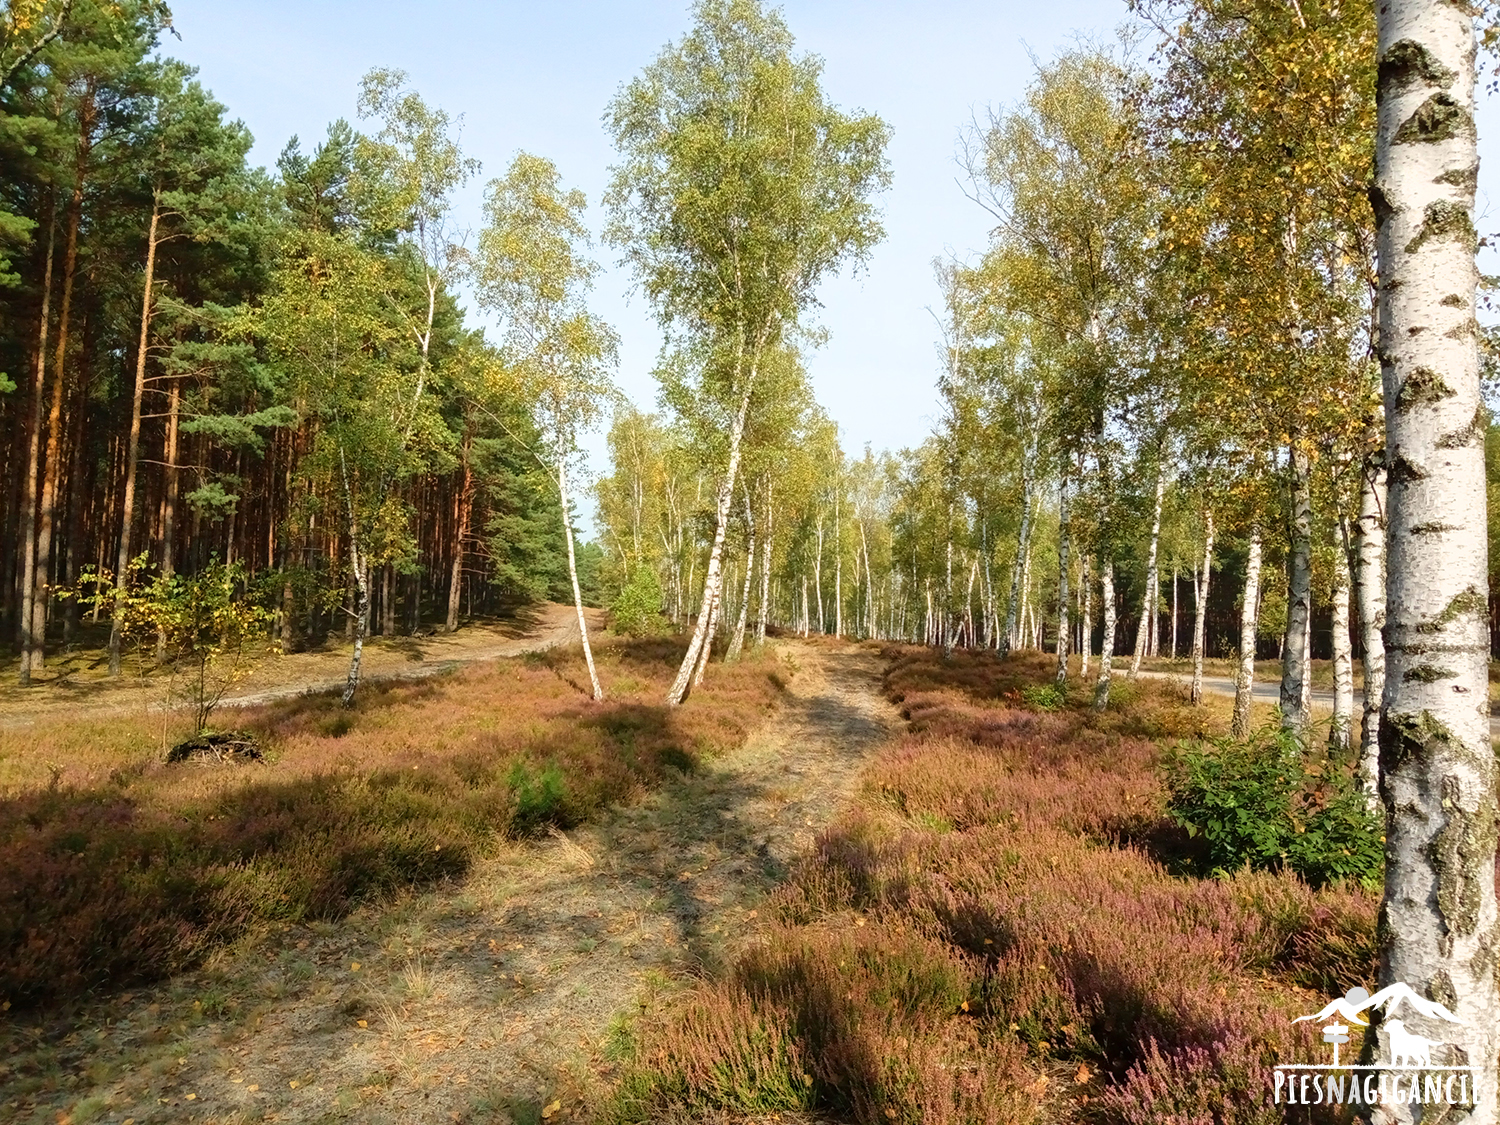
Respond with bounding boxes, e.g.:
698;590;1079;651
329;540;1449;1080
0;602;596;728
0;641;897;1125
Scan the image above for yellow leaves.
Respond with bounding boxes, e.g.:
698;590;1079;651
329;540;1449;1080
350;961;361;972
541;1099;562;1119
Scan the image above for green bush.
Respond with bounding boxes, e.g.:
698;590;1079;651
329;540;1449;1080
610;567;667;637
1160;724;1383;889
506;758;568;833
1020;682;1068;712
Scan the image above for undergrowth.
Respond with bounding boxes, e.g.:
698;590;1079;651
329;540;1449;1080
0;638;782;1007
606;648;1377;1125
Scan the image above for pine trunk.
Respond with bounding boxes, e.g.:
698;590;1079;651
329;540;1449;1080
1370;0;1499;1112
108;198;160;677
445;432;473;633
18;209;55;685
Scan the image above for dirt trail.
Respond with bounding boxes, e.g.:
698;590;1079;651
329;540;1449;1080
0;641;898;1125
0;602;595;727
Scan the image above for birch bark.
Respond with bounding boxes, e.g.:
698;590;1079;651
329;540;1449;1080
1189;511;1213;705
1369;1;1499;1114
1278;447;1313;735
1129;465;1165;680
1355;445;1387;800
1055;474;1071;683
1093;560;1116;711
1232;529;1263;739
1329;518;1354;753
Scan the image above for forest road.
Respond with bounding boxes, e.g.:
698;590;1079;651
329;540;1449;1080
1138;669;1500;738
2;640;900;1125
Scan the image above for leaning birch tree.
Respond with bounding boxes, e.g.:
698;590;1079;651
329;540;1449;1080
605;0;890;707
475;153;617;702
1368;0;1499;1115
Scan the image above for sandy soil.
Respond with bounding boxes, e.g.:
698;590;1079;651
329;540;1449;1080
0;641;898;1125
0;603;596;728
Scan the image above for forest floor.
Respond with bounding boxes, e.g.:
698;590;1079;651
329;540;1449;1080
0;638;898;1125
0;602;594;728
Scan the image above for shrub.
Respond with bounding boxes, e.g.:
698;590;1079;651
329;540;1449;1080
609;567;667;637
1019;682;1067;712
1160;724;1383;888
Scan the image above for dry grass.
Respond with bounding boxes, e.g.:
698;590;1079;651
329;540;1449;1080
0;637;784;1008
608;648;1373;1125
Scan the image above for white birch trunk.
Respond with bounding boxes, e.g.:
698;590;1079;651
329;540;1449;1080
559;459;603;701
1279;447;1314;736
668;370;756;706
726;487;754;662
1371;2;1499;1113
1079;555;1093;680
1129;464;1166;680
1355;444;1388;802
757;480;772;647
1329;517;1354;753
1190;511;1213;705
1002;442;1038;658
1232;529;1263;740
1056;474;1071;683
1093;559;1116;711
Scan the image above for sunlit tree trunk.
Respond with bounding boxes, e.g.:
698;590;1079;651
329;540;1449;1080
1093;560;1116;711
756;480;772;647
1368;0;1499;1112
1129;464;1165;680
1190;511;1213;705
1055;474;1070;683
1354;442;1387;802
18;207;55;685
813;514;825;635
1232;528;1262;739
445;430;473;633
669;367;756;705
727;487;754;661
834;486;844;640
560;458;602;700
1329;517;1354;753
1079;555;1093;680
109;196;161;677
1278;445;1313;735
1001;445;1037;658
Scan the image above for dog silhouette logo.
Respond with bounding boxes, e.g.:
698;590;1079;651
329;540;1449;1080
1274;983;1477;1109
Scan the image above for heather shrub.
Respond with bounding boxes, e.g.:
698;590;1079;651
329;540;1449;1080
1161;724;1383;888
0;639;783;1006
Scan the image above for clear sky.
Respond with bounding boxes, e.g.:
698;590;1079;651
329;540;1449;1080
162;0;1500;527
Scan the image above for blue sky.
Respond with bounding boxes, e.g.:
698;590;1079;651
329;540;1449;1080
162;0;1500;527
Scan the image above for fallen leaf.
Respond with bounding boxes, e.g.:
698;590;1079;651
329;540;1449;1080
1076;1063;1091;1083
0;1001;8;1012
854;917;866;927
350;962;361;972
247;1084;259;1092
289;1080;299;1089
960;1000;970;1012
747;910;757;918
357;1020;368;1028
541;1099;562;1119
231;1077;243;1084
185;1093;197;1101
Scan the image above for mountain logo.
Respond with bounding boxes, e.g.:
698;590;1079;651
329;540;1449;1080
1273;983;1478;1109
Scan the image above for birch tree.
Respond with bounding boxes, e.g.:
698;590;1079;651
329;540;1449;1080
605;0;890;706
476;153;617;701
1368;0;1499;1112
